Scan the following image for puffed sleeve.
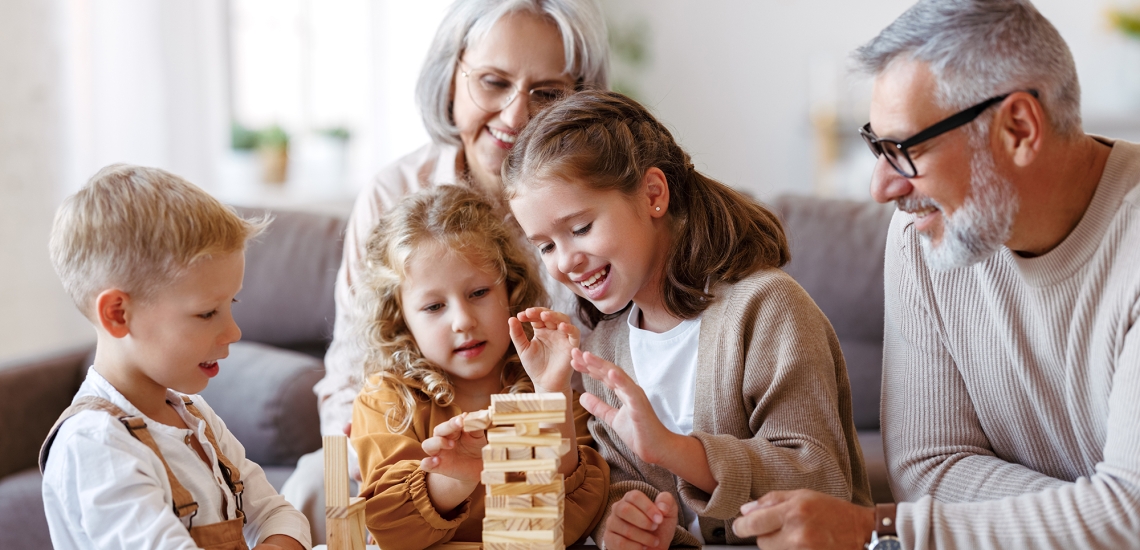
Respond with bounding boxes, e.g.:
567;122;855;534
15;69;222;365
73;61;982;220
351;382;471;550
561;397;610;544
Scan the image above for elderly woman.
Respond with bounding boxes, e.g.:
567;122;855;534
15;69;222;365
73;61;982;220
281;0;609;543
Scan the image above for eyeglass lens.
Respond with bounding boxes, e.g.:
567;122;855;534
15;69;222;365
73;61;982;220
861;127;916;178
465;68;569;115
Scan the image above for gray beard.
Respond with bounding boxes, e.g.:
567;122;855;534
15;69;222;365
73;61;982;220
917;147;1019;271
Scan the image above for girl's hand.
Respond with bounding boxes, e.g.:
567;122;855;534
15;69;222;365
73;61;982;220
509;307;580;394
571;349;673;465
603;490;678;550
420;414;486;483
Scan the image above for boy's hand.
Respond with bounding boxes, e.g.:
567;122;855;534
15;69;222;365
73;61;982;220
420;414;486;483
509;307;580;394
572;349;673;465
603;490;678;550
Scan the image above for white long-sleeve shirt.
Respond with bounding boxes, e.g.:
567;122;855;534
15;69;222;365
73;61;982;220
42;367;312;550
883;138;1140;549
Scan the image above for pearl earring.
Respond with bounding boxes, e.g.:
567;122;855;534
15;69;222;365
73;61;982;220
655;207;661;212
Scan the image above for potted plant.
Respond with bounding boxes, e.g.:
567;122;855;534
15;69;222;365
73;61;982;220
256;125;290;184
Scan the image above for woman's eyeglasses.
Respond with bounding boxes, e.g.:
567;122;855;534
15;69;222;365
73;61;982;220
458;61;573;117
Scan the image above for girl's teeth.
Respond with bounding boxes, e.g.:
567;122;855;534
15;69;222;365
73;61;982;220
581;267;608;288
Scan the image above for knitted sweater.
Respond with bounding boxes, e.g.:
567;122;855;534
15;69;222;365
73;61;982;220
584;269;872;546
883;138;1140;549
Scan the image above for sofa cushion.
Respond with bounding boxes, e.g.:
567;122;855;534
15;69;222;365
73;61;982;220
0;346;91;480
199;341;324;467
770;195;894;430
232;207;346;355
0;468;51;550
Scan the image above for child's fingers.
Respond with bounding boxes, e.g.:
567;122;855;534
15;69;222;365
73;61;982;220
604;516;660;550
507;317;530;351
579;391;619;426
421;436;450;456
613;490;665;529
654;491;678;520
420;456;440;472
602;529;651;550
607;368;653;412
432;415;465;439
558;321;581;349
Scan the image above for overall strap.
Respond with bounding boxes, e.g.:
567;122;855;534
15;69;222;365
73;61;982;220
180;395;246;523
39;395;200;520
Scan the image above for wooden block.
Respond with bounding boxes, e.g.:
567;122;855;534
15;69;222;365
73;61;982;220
490;410;564;425
525;470;557;484
515;422;542;436
481;470;506;485
533;439;571;459
426;543;483;550
487;427;562;447
532;492;560;507
323;435;350;507
482;445;507;462
326;496;366;519
486;480;563;496
483;529;560;543
506;446;531;460
485;494;531;509
486;544;562;550
530;517;560;530
484;517;530;531
463;409;491;432
483;458;558;473
491;393;565;414
485;506;560;519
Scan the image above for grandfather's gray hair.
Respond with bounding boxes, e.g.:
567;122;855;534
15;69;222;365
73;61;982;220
855;0;1081;138
416;0;610;146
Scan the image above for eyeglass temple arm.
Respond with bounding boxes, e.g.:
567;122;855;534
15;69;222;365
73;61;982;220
898;89;1039;149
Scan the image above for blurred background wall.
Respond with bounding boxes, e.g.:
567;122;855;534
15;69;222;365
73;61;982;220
4;0;1140;363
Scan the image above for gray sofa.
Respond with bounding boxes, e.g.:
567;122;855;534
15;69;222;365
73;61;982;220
0;195;894;548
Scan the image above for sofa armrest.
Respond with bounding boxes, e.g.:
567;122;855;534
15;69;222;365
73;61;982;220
200;341;324;467
0;346;93;479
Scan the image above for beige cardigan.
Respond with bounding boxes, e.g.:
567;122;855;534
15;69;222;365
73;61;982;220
584;269;872;546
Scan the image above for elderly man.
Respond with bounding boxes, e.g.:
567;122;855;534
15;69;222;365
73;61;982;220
733;0;1140;549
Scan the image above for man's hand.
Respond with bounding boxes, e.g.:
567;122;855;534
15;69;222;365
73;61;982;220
732;489;876;550
420;414;487;483
603;490;678;550
509;307;580;394
571;349;674;465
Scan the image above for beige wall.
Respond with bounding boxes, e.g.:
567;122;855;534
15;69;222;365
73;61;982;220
0;0;92;364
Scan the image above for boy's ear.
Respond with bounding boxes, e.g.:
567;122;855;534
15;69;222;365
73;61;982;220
643;167;670;218
94;289;131;338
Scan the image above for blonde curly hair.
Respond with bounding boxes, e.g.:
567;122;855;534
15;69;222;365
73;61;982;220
357;185;548;434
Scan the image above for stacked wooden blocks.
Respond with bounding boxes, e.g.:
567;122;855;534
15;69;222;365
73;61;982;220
324;435;367;550
468;393;572;550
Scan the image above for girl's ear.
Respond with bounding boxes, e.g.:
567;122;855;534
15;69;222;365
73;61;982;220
643;167;670;218
95;289;131;338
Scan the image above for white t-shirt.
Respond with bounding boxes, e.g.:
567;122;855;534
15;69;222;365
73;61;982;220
626;304;704;543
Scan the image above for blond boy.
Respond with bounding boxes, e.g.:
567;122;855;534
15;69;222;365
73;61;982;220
40;164;311;549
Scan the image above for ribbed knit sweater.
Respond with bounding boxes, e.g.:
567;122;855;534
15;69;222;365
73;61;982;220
883;138;1140;549
585;269;872;546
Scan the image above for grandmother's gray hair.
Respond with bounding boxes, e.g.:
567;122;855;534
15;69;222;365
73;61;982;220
855;0;1081;139
415;0;610;145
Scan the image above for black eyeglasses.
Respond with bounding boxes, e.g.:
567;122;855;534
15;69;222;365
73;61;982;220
859;89;1039;178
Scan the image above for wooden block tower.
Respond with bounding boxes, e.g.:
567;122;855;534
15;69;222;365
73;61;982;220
471;393;571;550
324;435;367;550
